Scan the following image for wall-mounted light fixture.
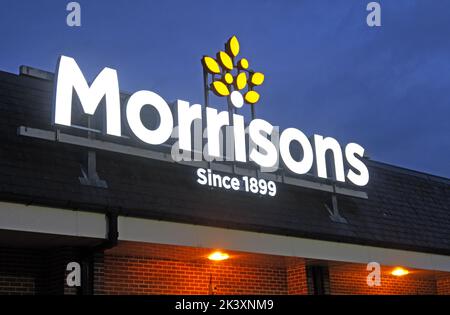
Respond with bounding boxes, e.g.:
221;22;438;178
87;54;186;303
208;251;229;261
207;250;230;295
391;267;409;276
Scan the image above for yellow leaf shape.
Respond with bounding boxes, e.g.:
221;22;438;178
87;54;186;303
223;73;233;84
244;91;260;104
202;56;221;74
226;36;240;57
237;58;249;70
217;51;233;70
234;72;247;90
244;91;259;104
250;72;265;86
211;80;230;96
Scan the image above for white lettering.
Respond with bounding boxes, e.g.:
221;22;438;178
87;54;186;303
206;108;229;158
313;135;345;182
177;100;202;152
54;56;121;136
126;90;173;145
346;143;370;186
249;119;278;168
279;128;314;174
197;168;207;185
53;56;370;187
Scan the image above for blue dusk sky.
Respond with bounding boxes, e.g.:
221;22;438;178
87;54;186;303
0;0;449;178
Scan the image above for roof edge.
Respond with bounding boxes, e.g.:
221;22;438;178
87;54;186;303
368;159;450;184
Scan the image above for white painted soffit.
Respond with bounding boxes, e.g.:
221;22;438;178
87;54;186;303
119;216;450;273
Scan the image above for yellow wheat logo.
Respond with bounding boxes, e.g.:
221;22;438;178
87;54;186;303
202;36;264;107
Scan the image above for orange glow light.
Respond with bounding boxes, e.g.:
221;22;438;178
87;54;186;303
208;251;229;261
391;267;409;276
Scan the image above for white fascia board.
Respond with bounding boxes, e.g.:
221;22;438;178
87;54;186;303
119;216;450;273
0;201;106;239
1;201;448;273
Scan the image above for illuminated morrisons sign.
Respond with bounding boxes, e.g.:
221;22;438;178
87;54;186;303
51;36;369;196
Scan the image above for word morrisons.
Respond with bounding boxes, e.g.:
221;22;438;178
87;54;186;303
53;56;369;187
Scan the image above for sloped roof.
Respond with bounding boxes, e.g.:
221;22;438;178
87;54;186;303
0;69;449;255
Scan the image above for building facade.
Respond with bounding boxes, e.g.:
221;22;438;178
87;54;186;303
0;65;450;295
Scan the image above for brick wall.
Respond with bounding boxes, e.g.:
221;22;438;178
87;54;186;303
3;242;450;295
0;248;40;295
437;277;450;295
0;247;80;295
287;260;308;295
92;242;450;295
329;263;437;295
94;241;307;295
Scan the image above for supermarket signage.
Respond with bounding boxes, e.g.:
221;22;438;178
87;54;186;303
52;54;369;194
